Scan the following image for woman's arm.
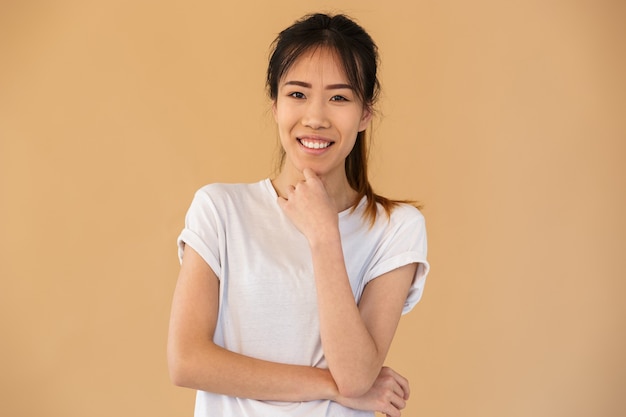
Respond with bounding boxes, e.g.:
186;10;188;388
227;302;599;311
310;239;416;397
168;245;411;416
337;366;411;417
167;245;337;401
278;168;417;397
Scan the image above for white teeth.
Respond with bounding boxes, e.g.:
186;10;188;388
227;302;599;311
300;139;331;149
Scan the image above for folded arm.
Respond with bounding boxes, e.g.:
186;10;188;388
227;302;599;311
311;236;417;397
276;168;418;398
167;245;337;402
168;243;413;415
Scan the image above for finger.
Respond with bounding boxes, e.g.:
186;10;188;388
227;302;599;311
391;383;406;402
277;196;288;211
387;367;410;400
382;404;400;417
392;376;409;401
389;392;407;410
399;375;410;400
302;167;317;181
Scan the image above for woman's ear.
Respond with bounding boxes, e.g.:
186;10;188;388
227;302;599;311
358;106;373;132
272;100;278;122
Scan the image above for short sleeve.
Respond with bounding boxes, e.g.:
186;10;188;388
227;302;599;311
366;206;430;314
177;187;223;278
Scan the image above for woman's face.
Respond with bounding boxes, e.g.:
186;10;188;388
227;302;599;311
272;47;371;183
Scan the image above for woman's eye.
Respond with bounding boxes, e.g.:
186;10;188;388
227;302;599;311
330;95;348;102
289;92;305;99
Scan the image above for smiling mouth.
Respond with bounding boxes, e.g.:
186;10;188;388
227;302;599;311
298;138;334;149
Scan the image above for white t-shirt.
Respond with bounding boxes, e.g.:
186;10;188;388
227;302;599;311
177;179;429;417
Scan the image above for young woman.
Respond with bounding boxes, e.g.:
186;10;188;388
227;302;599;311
168;13;429;417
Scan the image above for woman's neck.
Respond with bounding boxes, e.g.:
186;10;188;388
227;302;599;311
272;167;358;213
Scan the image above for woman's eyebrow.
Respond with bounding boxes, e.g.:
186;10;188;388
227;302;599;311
283;80;311;88
326;83;353;90
282;80;353;90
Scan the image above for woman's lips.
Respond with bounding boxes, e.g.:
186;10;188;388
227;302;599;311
297;135;334;150
298;138;333;149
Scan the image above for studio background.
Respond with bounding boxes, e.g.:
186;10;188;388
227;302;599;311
1;1;624;416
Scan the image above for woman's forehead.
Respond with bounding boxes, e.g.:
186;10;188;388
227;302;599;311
281;47;350;85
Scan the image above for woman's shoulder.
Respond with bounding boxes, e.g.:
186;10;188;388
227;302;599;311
345;199;425;237
188;179;277;217
193;178;270;200
381;201;425;225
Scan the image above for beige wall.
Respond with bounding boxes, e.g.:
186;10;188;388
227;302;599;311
1;1;624;416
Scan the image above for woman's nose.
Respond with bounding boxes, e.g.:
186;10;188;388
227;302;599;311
301;100;330;129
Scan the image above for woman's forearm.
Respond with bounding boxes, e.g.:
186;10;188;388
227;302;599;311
168;245;340;403
170;338;411;416
168;338;338;402
308;228;383;397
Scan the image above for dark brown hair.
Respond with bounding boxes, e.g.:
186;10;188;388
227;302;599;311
267;13;418;224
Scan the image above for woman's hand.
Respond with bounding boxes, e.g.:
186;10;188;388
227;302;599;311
277;168;339;243
335;367;411;417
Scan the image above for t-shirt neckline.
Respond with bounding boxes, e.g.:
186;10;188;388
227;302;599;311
262;178;366;218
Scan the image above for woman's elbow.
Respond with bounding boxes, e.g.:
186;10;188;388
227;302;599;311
334;374;376;399
168;354;188;387
167;344;197;388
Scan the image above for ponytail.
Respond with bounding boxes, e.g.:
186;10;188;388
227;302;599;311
346;131;421;226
